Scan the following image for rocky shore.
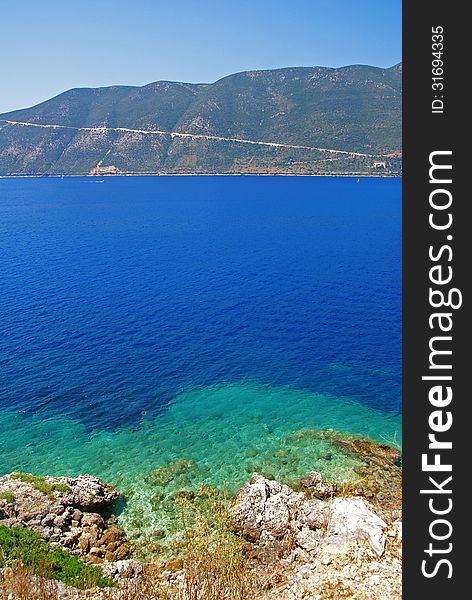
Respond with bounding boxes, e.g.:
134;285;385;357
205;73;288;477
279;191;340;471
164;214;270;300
0;473;131;563
230;473;401;599
0;438;402;599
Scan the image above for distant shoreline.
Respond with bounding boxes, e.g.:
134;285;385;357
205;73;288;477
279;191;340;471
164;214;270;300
0;172;401;179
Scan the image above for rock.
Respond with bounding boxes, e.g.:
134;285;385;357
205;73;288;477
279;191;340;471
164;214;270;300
51;505;65;515
145;457;196;486
81;512;104;528
71;508;82;522
298;564;312;579
62;532;76;547
300;472;337;499
58;475;120;513
0;517;23;528
99;525;123;547
87;524;102;546
87;555;104;564
0;472;128;564
115;542;132;561
53;514;68;528
229;473;328;560
332;437;403;519
297;499;330;530
7;518;24;528
263;494;290;537
325;497;387;557
229;474;271;541
258;530;286;562
171;490;195;502
105;549;117;562
393;519;402;540
106;541;121;553
296;526;320;551
230;472;391;562
78;532;92;553
41;514;56;527
101;559;144;581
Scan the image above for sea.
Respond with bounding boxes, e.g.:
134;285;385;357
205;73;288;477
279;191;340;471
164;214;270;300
0;175;401;546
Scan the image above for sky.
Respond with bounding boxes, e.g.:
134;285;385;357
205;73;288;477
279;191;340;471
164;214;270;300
0;0;401;114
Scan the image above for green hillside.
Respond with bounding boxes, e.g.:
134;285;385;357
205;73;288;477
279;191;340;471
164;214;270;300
0;64;401;176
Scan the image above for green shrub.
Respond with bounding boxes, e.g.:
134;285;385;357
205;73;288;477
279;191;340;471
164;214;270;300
0;492;14;503
0;526;114;589
10;472;69;499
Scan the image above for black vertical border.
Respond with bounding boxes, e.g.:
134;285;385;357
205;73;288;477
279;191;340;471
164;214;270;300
403;2;466;598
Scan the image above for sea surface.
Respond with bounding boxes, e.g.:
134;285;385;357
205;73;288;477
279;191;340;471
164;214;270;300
0;176;401;546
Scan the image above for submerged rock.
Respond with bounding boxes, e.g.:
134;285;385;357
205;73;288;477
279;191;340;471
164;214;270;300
333;437;402;520
145;457;196;486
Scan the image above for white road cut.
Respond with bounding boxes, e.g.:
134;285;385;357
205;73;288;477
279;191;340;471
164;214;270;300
0;119;384;158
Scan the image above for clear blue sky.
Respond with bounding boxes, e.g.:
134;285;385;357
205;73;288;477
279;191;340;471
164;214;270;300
0;0;401;114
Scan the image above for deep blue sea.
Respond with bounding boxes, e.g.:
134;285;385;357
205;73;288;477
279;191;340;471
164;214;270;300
0;176;401;543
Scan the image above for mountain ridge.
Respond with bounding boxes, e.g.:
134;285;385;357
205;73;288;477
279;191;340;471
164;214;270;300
0;63;402;176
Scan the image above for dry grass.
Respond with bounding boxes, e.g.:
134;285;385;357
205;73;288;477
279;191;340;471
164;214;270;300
1;563;58;600
1;490;262;600
315;579;356;599
258;564;288;592
1;563;149;599
176;490;258;600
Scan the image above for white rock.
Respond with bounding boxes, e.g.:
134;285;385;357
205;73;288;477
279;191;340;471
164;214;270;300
393;519;402;540
263;494;290;537
325;497;387;556
295;526;319;551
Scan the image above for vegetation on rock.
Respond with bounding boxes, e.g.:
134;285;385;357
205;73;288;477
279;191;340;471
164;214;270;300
0;492;14;504
177;489;257;600
10;472;69;499
0;437;402;598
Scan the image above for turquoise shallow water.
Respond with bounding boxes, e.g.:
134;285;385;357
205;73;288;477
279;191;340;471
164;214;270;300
0;176;401;546
0;381;401;546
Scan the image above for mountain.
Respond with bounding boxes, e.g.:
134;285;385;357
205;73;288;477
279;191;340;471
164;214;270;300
0;63;402;176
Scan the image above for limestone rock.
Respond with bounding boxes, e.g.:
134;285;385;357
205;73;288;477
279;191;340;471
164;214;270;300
100;559;144;581
58;475;120;513
392;519;402;540
296;526;320;551
325;497;387;556
229;473;328;560
300;471;337;499
0;472;130;564
230;473;390;561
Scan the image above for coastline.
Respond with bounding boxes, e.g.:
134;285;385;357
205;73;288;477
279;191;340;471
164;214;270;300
0;436;402;599
1;176;402;598
0;172;401;179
